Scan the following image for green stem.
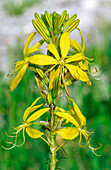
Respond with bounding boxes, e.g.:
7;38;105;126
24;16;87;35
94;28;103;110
50;133;56;170
50;103;56;170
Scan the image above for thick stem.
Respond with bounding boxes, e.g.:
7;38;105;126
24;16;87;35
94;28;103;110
50;133;56;170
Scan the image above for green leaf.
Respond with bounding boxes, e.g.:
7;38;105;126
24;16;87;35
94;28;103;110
58;10;67;29
54;13;60;35
45;11;53;29
35;12;50;36
62;14;77;31
32;20;50;43
64;19;80;33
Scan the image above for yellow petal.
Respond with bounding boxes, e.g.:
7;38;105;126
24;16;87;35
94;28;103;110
26;127;43;138
27;55;57;65
70;39;83;53
69;98;86;126
55;111;79;127
65;64;79;79
23;97;42;121
77;67;89;82
34;39;45;49
14;60;26;73
49;66;61;91
47;43;60;60
26;47;39;57
60;33;70;59
23;32;36;58
57;127;79;140
24;105;40;122
65;53;84;63
10;63;28;91
27;108;50;123
31;97;41;107
79;61;88;70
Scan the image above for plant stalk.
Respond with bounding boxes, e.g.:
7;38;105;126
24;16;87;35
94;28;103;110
50;103;56;170
50;133;56;170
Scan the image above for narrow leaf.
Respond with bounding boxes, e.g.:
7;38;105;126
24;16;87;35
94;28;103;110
32;20;50;43
45;11;53;29
63;14;77;30
58;10;67;29
35;12;50;36
64;19;80;33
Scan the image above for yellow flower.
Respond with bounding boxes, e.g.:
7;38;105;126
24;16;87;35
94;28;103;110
10;32;44;91
27;32;90;91
2;97;50;150
55;98;101;155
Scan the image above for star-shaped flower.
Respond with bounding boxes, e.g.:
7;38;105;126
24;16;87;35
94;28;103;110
2;97;50;149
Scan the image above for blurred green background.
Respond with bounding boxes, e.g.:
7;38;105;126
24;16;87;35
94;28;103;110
0;0;111;170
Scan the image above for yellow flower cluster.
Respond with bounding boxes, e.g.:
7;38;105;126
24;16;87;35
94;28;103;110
3;11;101;157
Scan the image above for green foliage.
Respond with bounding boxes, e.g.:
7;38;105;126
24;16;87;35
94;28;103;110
3;0;41;15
